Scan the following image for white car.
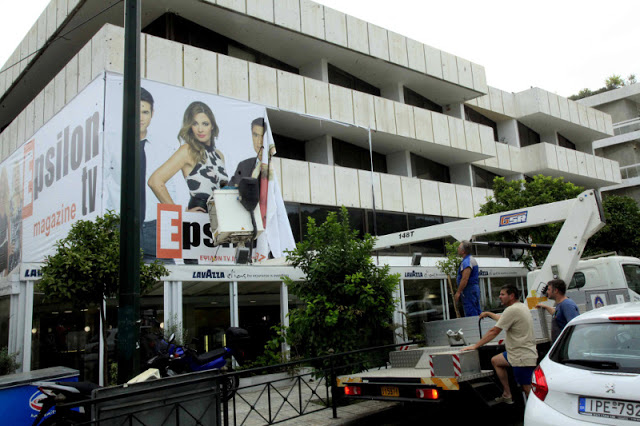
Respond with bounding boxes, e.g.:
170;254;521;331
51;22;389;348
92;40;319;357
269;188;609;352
525;301;640;425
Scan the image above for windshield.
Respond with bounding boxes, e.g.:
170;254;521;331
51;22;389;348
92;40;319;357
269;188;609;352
551;323;640;373
623;264;640;294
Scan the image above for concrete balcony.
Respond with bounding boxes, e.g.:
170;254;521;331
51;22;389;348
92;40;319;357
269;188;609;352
272;158;493;219
613;117;640;136
515;88;613;148
520;143;621;188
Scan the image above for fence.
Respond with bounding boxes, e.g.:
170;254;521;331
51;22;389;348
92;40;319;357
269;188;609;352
39;341;420;426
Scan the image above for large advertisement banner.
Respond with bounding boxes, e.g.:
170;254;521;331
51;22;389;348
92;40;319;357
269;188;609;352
103;74;295;264
0;77;105;274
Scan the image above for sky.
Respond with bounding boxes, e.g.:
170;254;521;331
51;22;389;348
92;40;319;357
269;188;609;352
1;0;638;98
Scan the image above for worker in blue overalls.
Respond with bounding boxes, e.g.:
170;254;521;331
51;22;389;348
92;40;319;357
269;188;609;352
454;240;482;316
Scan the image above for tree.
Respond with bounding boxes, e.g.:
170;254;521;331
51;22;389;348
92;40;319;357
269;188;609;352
628;74;637;85
479;175;584;269
282;207;399;372
435;241;462;318
39;211;168;384
584;195;640;258
605;74;625;90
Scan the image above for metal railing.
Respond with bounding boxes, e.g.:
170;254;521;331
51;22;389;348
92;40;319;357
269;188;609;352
613;117;640;136
36;340;420;426
619;163;640;180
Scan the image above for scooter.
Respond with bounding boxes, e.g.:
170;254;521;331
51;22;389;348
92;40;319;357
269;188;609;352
161;327;250;399
30;328;249;425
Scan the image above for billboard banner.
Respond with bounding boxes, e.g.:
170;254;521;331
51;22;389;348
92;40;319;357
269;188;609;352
0;77;105;274
103;73;295;264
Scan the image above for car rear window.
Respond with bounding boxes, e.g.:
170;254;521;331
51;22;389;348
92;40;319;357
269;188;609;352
551;323;640;373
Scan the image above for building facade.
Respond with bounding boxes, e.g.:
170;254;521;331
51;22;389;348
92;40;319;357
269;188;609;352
578;84;640;201
0;0;620;384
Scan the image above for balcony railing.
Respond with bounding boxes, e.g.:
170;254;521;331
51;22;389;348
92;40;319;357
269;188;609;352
614;117;640;136
620;163;640;180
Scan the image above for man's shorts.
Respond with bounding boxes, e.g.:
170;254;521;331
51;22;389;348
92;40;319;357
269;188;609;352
502;352;535;385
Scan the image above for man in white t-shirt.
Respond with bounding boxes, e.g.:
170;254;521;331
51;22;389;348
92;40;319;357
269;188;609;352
462;284;538;404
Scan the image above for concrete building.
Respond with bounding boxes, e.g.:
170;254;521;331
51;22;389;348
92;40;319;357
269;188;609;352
578;84;640;201
0;0;620;383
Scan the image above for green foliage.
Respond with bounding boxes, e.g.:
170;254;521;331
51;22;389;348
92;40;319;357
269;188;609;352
479;175;584;269
39;211;168;305
282;207;399;373
0;347;20;376
39;211;168;384
584;195;640;258
605;74;625;90
628;74;637;85
436;241;461;278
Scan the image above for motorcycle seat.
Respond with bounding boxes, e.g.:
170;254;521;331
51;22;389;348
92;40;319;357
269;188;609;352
196;347;228;365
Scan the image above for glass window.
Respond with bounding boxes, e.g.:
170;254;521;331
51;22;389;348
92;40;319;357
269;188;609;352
558;133;576;150
407;215;445;256
328;64;381;97
568;272;586;289
551;323;640;373
285;203;301;243
487;277;522;310
300;205;340;239
464;106;498;141
368;211;410;254
518;122;541;147
472;165;499;190
404;87;443;114
333;138;387;173
410;154;450;183
273;133;306;161
0;296;10;349
182;281;230;355
623;264;640;294
404;279;445;339
238;282;282;363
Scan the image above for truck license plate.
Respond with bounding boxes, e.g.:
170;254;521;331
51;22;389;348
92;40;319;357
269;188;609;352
579;396;640;422
381;386;399;397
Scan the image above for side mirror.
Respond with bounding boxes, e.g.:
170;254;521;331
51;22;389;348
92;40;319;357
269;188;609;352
168;333;176;344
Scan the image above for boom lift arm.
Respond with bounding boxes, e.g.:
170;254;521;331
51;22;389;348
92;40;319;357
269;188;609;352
373;190;605;295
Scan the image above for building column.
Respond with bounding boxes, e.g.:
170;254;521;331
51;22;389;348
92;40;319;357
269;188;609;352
386;150;412;177
450;164;473;186
443;103;464;119
9;280;33;372
299;58;329;82
305;135;333;165
381;82;405;103
394;279;407;343
229;281;239;328
497;119;520;146
163;281;183;339
280;281;290;357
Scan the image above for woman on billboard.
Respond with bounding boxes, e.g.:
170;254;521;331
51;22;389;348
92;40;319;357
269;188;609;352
149;101;228;212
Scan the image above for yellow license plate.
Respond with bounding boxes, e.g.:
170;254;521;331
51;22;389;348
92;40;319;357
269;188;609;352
381;386;399;397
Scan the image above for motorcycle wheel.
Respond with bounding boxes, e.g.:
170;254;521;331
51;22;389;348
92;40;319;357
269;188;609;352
221;375;240;401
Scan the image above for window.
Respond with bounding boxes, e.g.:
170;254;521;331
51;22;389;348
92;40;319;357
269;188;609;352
558;133;576;150
472;165;499;189
518;122;541;147
407;215;445;255
286;203;301;243
411;154;450;183
143;13;298;74
551;323;640;373
403;87;443;114
623;264;640;294
328;64;381;97
568;272;586;290
404;279;445;338
333;138;387;173
272;133;306;161
465;106;498;141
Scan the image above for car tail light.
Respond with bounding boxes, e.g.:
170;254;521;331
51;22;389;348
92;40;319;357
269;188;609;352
609;316;640;322
344;386;362;396
416;388;439;400
531;366;548;401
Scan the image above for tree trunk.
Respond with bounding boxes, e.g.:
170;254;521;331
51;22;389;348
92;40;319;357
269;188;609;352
446;275;461;318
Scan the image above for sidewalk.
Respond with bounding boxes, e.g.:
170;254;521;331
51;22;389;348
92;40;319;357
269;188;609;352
226;375;399;426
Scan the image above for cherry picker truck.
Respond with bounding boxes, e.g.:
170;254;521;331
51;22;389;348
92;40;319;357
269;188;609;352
336;189;635;407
